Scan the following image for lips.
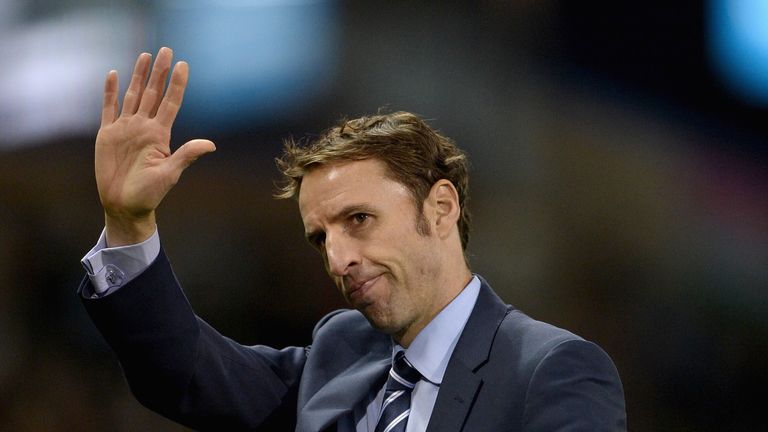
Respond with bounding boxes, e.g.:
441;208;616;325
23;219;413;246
346;274;383;304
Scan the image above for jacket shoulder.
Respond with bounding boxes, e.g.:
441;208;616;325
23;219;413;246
309;309;388;358
311;309;372;340
498;308;583;351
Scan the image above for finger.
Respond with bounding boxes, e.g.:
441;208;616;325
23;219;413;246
100;70;119;126
169;139;216;173
120;52;152;116
137;47;173;117
155;61;189;128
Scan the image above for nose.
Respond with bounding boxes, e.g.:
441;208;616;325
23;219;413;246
324;231;360;277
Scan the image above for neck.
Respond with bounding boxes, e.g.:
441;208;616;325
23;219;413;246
395;260;473;347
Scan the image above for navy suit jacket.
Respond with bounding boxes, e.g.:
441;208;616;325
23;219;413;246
81;248;626;431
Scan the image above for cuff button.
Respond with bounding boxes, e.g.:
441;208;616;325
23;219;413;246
105;264;125;288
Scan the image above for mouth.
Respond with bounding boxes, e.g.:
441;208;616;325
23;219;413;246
346;274;383;304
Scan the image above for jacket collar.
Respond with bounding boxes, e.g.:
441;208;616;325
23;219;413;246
296;333;390;432
296;276;510;432
425;276;511;432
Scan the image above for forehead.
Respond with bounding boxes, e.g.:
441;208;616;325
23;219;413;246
298;159;410;223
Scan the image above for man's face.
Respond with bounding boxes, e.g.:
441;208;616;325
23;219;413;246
299;159;442;341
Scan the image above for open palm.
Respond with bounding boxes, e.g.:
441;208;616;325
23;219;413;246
95;48;215;245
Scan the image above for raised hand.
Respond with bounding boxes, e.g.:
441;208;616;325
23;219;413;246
95;47;216;246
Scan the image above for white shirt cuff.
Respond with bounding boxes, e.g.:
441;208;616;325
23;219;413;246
80;227;160;297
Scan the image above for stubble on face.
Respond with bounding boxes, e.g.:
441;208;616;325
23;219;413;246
352;216;445;346
299;159;445;344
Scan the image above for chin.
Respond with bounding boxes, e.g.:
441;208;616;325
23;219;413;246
360;308;400;335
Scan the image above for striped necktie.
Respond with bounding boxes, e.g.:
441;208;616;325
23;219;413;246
374;351;422;432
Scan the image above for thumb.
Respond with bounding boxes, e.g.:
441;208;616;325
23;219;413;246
170;139;216;171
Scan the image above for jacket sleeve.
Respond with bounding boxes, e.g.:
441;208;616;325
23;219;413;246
80;248;307;430
522;339;627;431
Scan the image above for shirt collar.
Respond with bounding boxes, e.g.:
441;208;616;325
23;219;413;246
393;275;481;385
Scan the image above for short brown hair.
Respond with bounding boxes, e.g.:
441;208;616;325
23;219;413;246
275;111;471;250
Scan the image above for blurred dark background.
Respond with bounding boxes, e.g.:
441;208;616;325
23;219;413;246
1;1;767;430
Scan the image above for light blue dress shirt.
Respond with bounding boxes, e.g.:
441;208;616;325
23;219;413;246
352;276;480;432
81;228;160;297
81;230;481;431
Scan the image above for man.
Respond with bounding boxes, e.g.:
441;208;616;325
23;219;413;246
80;47;626;431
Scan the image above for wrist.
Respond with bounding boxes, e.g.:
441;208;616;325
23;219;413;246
104;211;157;247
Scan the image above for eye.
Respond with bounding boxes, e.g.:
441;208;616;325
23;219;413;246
352;213;369;224
307;232;326;250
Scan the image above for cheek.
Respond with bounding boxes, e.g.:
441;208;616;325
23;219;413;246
366;217;436;278
387;244;438;298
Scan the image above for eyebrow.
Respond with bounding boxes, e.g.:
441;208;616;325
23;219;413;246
304;203;376;243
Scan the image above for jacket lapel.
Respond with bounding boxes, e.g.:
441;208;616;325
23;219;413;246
426;277;511;432
297;351;390;432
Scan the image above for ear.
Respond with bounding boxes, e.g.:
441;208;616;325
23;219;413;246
426;179;461;240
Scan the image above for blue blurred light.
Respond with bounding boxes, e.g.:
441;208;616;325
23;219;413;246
709;0;768;106
155;0;339;130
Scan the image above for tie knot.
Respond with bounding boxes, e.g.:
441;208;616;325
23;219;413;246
390;351;421;388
